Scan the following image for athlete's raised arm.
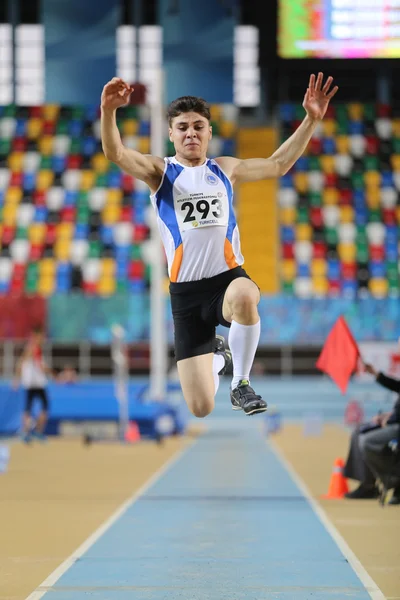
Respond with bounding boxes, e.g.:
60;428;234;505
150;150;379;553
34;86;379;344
217;72;338;184
100;78;164;192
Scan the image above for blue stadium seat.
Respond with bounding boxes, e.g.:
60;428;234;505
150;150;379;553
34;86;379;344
74;223;89;239
348;121;364;135
35;206;48;222
101;225;114;245
52;155;67;174
64;190;78;207
82;136;97;157
327;258;341;279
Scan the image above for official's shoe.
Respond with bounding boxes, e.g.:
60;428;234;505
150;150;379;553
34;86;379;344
214;334;232;375
230;380;267;415
388;486;400;505
344;484;379;499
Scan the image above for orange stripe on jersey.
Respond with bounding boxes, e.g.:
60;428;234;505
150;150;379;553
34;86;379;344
224;239;238;270
170;244;183;282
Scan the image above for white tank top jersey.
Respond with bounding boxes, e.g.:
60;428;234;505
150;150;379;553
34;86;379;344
21;358;47;389
150;157;244;282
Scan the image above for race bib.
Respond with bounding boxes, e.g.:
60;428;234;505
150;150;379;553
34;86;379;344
174;191;228;232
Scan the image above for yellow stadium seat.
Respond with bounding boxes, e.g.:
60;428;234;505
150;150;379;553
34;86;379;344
80;170;95;191
27;118;43;140
366;187;380;209
57;222;74;239
101;258;116;276
369;278;388;298
281;259;296;282
311;259;327;277
364;171;381;187
280;207;296;226
138;137;150;154
0;224;2;239
102;205;121;224
38;275;55;297
122;119;139;136
97;277;116;296
2;204;17;226
338;242;356;262
43;104;60;120
5;187;22;204
7;152;24;172
322;119;336;137
396;206;400;223
36;170;54;190
312;276;328;296
296;223;312;241
390;154;400;172
293;172;308;193
320;155;335;174
29;223;46;244
323;188;339;205
210;104;221;122
38;135;53;155
336;135;349;154
348;103;363;120
340;205;354;223
392;120;400;137
39;258;56;276
91;153;110;174
54;239;70;260
106;189;122;204
219;121;236;138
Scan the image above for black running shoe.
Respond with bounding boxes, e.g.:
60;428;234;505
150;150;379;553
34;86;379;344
344;484;379;500
230;379;267;415
214;334;232;375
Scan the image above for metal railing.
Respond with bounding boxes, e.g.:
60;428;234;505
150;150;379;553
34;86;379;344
0;341;323;379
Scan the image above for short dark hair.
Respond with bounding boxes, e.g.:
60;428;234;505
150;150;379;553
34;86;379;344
167;96;211;126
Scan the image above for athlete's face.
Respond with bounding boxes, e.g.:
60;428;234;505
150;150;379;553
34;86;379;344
169;112;212;163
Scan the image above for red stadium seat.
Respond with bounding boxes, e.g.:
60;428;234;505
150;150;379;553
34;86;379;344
282;242;294;259
341;262;357;280
365;135;379;155
369;244;385;261
12;137;28;152
312;241;326;259
310;207;323;228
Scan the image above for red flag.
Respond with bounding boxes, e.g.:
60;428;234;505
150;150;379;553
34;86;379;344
316;316;360;394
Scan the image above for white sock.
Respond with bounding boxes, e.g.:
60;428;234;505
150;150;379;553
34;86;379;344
213;353;225;396
228;320;261;389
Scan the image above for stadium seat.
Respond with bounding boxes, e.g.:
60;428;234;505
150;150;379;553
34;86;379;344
279;101;400;297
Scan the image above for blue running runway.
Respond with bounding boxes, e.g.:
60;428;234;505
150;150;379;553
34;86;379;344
26;415;383;600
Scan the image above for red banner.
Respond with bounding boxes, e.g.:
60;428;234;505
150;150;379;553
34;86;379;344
0;295;47;339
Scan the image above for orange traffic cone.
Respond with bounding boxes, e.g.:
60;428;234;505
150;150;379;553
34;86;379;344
125;421;141;443
322;457;349;499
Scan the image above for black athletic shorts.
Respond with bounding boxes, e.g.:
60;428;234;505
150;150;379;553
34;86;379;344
25;388;49;413
169;266;254;362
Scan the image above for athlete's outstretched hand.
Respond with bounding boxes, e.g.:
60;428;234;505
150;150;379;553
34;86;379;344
302;72;338;121
101;77;134;111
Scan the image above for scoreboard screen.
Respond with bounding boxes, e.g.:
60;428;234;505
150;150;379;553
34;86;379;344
278;0;400;58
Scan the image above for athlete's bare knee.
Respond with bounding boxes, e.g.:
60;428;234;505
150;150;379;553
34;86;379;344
188;397;214;418
230;288;259;321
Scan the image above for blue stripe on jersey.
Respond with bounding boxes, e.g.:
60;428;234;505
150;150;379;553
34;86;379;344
207;160;236;242
155;162;184;249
